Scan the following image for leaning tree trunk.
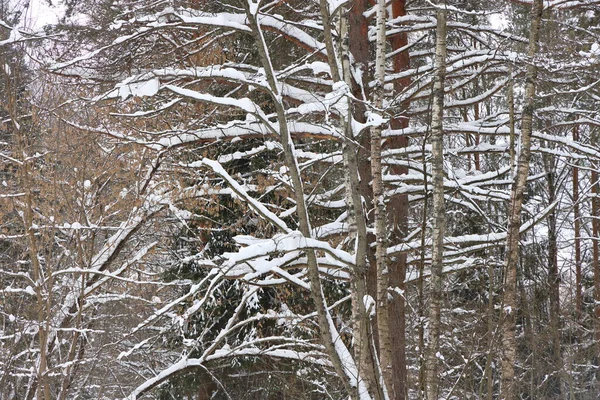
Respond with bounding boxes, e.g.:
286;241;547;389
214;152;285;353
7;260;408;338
500;0;543;398
425;6;447;400
244;4;368;398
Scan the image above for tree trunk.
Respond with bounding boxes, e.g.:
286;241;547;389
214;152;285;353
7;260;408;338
592;148;600;385
346;2;386;397
573;126;582;317
348;0;376;298
245;6;367;398
500;1;543;398
543;152;562;398
508;65;516;173
387;1;410;398
323;1;382;396
372;0;392;396
425;6;447;400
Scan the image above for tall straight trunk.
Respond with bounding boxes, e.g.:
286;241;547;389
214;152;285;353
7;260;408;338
508;65;516;173
573;126;582;316
543;153;562;397
592;147;600;383
322;1;382;396
348;0;376;298
472;64;481;171
500;1;543;398
348;0;372;196
418;138;429;399
473;101;481;171
484;263;495;400
245;6;367;398
371;0;392;396
346;2;387;397
387;1;410;398
425;7;447;400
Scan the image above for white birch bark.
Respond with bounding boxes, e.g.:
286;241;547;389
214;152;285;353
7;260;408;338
337;3;383;398
500;0;543;398
371;0;392;397
425;6;447;400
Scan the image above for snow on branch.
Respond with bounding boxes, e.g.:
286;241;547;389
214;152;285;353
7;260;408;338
198;158;291;232
393;199;560;262
221;232;354;279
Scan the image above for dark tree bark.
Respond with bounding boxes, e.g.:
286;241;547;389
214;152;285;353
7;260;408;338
386;1;410;398
543;152;562;398
573;126;582;317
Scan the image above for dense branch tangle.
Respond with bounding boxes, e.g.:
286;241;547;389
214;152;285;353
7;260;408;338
36;0;600;399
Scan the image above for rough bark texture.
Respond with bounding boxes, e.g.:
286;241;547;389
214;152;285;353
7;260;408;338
348;0;374;265
500;1;543;398
573;126;582;316
593;159;600;384
339;3;381;397
387;1;410;398
245;6;360;398
543;153;562;397
318;0;340;82
425;7;447;400
508;65;516;172
346;2;383;397
372;0;392;397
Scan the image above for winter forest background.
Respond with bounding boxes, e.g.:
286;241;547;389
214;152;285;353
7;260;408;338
1;0;600;399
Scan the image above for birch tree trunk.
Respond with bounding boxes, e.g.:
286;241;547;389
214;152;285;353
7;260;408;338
425;6;447;400
508;65;516;173
371;0;392;396
592;138;600;385
500;0;543;398
320;1;381;396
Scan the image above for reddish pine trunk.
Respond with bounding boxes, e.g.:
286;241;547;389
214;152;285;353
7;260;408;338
386;1;410;399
